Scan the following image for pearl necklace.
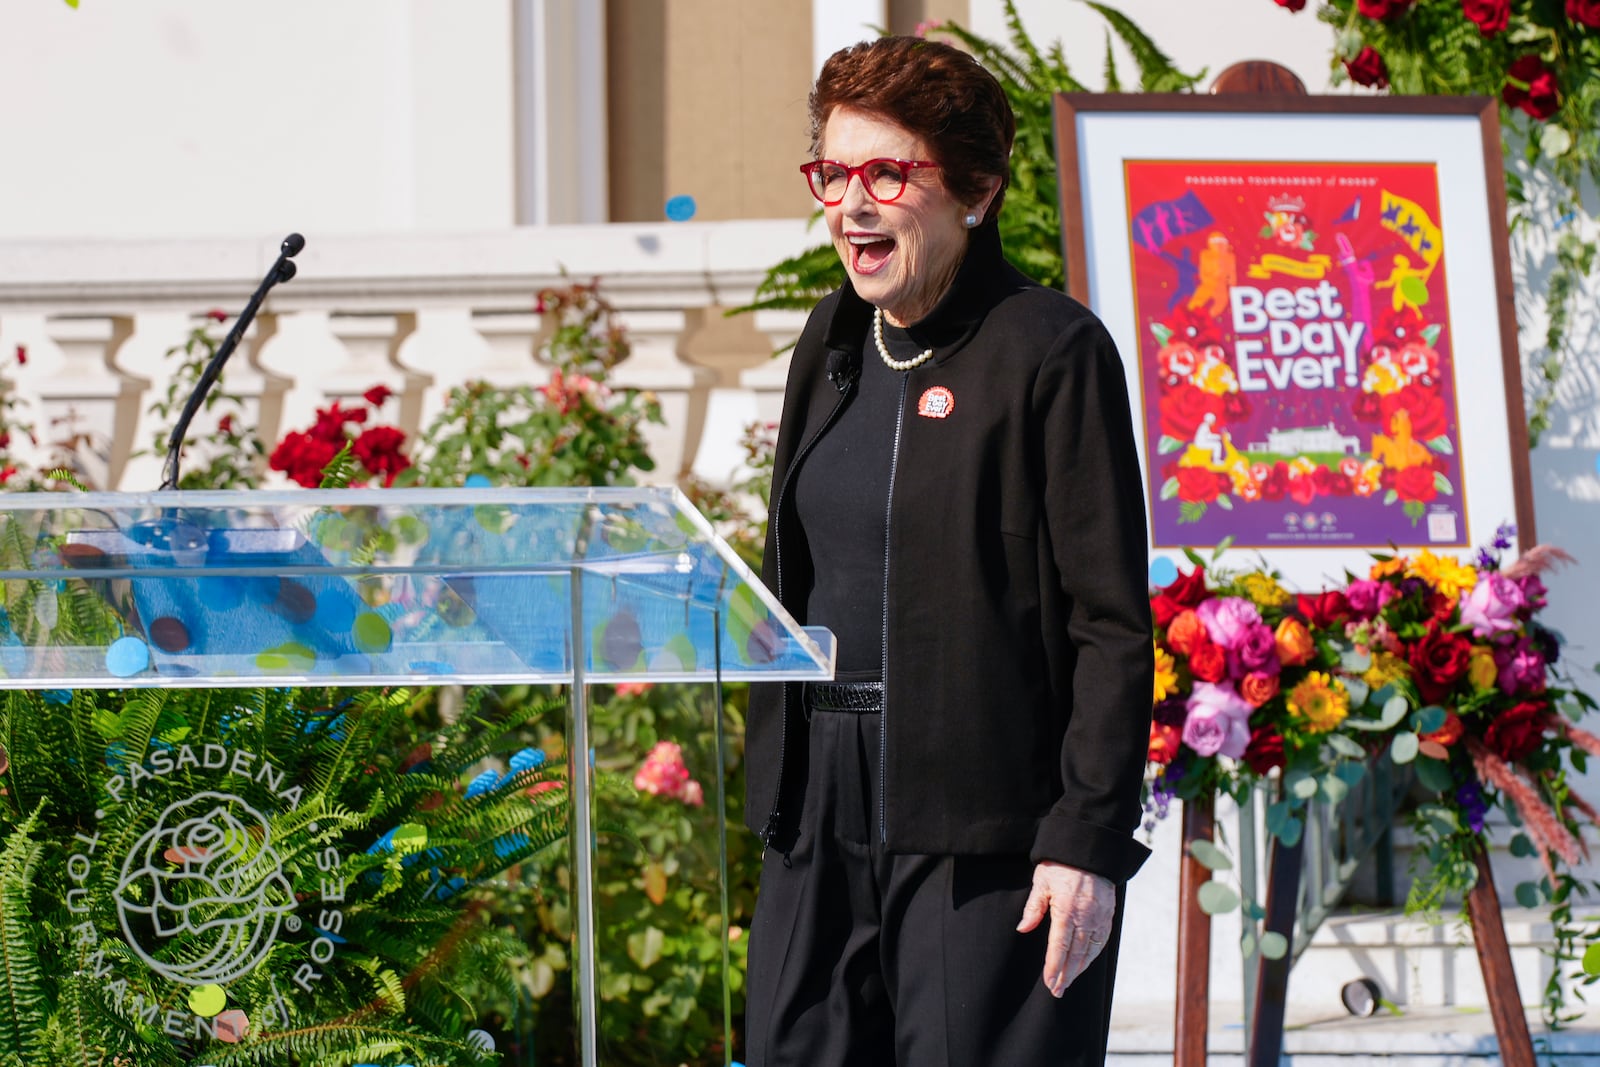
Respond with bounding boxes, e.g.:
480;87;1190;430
873;308;935;372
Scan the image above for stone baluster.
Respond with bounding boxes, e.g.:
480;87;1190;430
740;308;806;429
253;311;355;485
389;308;496;430
608;308;707;486
104;312;197;491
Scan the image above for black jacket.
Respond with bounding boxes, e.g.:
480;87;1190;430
745;227;1155;884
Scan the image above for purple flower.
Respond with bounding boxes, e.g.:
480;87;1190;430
1458;573;1525;638
1493;635;1547;696
1345;578;1396;621
1153;698;1189;728
1196;597;1262;649
1183;682;1252;758
1475;547;1499;571
1456;778;1488;834
1493;522;1516;551
1515;574;1547;617
1227;622;1281;678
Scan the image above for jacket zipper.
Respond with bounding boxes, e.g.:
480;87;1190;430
879;372;908;844
760;367;856;848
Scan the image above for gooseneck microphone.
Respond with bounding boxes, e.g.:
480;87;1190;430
159;232;305;490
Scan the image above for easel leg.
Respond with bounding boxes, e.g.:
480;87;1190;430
1175;793;1214;1067
1467;844;1535;1067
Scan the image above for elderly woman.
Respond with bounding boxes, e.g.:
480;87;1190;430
743;36;1154;1065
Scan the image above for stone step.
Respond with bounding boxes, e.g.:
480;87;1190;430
1109;1001;1600;1064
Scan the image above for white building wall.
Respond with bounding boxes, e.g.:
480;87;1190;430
0;0;515;239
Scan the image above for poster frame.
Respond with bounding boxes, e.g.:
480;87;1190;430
1053;92;1534;590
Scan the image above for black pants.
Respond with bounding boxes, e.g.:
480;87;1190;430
745;702;1124;1066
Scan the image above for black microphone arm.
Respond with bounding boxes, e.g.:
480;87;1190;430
159;232;305;490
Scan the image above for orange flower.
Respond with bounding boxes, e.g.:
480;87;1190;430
1148;721;1182;766
1239;671;1281;707
1166;609;1206;656
1421;710;1464;747
1370;557;1406;580
1275;617;1315;667
1286;672;1350;734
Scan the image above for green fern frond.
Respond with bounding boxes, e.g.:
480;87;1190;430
0;810;47;1062
317;443;360;490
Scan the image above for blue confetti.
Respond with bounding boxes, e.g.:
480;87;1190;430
493;832;531;858
106;636;150;678
665;194;697;222
311;927;347;944
510;747;546;775
366;827;397;855
1148;557;1179;588
464;473;492;489
41;690;73;705
464;769;501;799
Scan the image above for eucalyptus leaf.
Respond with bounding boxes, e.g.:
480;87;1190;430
1414;756;1454;793
1341;649;1372;673
1390;732;1419;764
1276;817;1303;848
1187;839;1233;872
1334;760;1366;787
1320;774;1350;805
1198;881;1240;915
1344;677;1370;709
1342;716;1387;732
1510;833;1535;858
1292;776;1319;800
1515;881;1541;909
1259;932;1289;960
1240;930;1258;958
1379;696;1409;730
1413;706;1446;735
1327;733;1367;759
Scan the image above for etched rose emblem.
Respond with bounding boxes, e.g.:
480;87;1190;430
115;792;294;985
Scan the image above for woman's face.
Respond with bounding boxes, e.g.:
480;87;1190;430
820;107;986;327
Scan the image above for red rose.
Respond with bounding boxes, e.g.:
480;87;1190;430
269;430;341;488
1151;595;1186;629
1358;0;1412;16
352;425;409;473
1503;55;1560;120
1244;725;1287;775
1176;466;1221;504
1406;624;1473;703
1163;565;1210;608
363;384;394;407
206;308;229;323
1569;0;1600;28
1464;0;1510;34
1394;465;1438;503
1189;640;1228;684
1159;382;1225;441
1296;590;1350;628
1485;700;1548;763
1344;46;1389;88
14;344;26;366
1274;0;1306;8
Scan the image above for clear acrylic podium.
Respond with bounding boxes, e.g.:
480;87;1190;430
0;487;833;1066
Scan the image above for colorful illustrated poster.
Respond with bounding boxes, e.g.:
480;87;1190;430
1124;160;1467;550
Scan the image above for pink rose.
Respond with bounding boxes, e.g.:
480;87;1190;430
1196;596;1263;649
1344;578;1395;621
1458;573;1525;637
1183;682;1253;758
1227;622;1282;678
1493;636;1546;696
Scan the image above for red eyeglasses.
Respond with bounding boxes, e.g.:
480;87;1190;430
799;158;941;205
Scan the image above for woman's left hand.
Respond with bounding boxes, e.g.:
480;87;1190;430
1015;861;1115;998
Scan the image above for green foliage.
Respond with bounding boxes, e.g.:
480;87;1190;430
401;282;662;489
140;320;266;490
736;0;1205;318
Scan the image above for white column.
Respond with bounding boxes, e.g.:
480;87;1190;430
515;0;610;225
813;0;887;74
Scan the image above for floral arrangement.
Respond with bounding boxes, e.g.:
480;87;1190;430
1146;525;1597;919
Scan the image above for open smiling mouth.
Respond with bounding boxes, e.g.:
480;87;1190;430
848;234;896;275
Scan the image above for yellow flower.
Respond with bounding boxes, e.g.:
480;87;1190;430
1287;671;1350;734
1154;644;1179;704
1468;647;1498;692
1408;548;1478;605
1362;651;1410;691
1240;571;1292;609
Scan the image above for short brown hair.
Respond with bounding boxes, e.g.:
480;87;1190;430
809;36;1015;223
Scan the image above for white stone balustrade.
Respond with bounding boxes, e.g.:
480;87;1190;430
0;220;820;491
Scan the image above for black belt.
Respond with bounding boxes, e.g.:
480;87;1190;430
804;681;884;714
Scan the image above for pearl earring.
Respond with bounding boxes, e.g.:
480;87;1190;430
963;213;980;228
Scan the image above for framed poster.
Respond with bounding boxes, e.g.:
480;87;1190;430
1054;94;1534;592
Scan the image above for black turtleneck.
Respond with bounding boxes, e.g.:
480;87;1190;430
791;318;927;681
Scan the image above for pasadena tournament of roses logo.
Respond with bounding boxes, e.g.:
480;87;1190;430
67;742;348;1045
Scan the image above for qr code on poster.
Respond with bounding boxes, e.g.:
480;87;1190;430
1427;511;1458;543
